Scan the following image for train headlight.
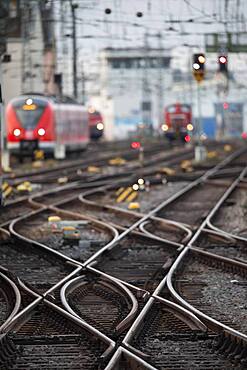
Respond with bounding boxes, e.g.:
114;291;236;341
187;123;194;131
161;124;169;132
38;128;46;136
96;122;104;131
26;98;33;105
13;128;21;137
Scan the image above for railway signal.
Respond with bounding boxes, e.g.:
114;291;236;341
192;53;205;82
192;54;207;161
218;55;228;74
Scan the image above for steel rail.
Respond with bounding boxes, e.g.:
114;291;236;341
3;296;43;333
7;148;247;307
152;167;247;340
122;296;207;359
139;220;191;246
44;299;116;360
0;272;21;333
166;246;247;340
87;265;150;299
60;274;139;333
104;346;157;370
206;169;247;242
77;147;247;266
2;293;116;361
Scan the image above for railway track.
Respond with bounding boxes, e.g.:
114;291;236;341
6;142;189;186
89;233;179;292
167;247;247;335
1;143;247;369
0;301;114;370
11;207;118;263
122;297;246;369
60;272;144;340
194;230;247;262
0;235;76;295
209;182;247;240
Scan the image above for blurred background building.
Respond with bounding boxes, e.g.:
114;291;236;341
2;0;247;140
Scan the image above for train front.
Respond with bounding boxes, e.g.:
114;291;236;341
6;95;54;155
162;103;192;142
88;107;104;140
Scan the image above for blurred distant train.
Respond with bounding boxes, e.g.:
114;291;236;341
6;94;104;157
88;107;104;140
161;103;193;142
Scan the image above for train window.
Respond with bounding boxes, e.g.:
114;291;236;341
181;105;191;112
167;106;176;113
13;103;46;129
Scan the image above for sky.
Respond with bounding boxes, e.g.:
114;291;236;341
54;0;247;54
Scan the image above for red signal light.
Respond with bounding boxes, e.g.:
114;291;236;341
184;135;191;143
242;132;247;139
219;56;227;64
131;141;141;149
223;102;229;110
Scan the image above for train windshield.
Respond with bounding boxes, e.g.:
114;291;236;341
12;98;47;129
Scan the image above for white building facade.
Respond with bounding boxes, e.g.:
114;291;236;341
91;48;172;140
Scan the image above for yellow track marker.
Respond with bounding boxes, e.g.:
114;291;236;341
116;187;132;203
128;202;140;210
109;157;126;165
34;150;44;160
126;191;138;202
160;167;175;176
224;145;232;152
3;186;13;198
207;151;218;159
116;187;125;196
87;166;100;173
2;182;9;191
180;160;192;169
32;160;43;168
57;177;68;184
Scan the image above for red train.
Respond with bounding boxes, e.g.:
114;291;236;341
161;103;193;142
88;107;104;140
6;94;89;156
